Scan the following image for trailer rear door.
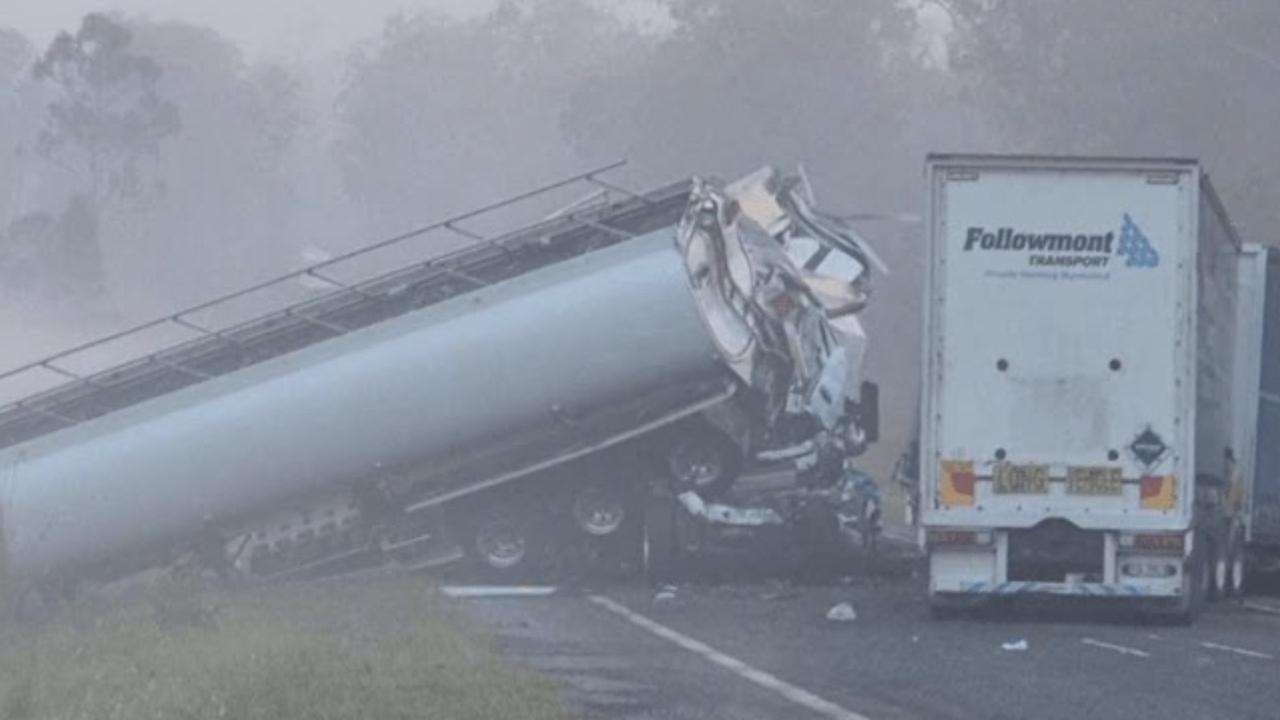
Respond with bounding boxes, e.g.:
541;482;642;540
922;156;1197;531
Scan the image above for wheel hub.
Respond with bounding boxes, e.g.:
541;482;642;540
476;520;526;569
573;488;626;536
670;441;723;488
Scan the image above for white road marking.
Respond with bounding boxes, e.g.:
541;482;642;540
440;585;558;598
1242;601;1280;616
1200;642;1274;661
1081;638;1150;658
588;594;872;720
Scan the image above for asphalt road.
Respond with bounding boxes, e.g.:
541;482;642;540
453;576;1280;720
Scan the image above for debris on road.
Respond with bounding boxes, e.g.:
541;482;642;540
654;585;678;602
1001;639;1029;652
826;602;858;621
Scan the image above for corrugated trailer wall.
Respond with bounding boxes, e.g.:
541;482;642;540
1195;175;1243;485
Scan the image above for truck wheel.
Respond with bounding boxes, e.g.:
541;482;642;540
663;428;742;497
1195;545;1212;609
466;506;543;580
1163;548;1208;624
572;482;629;537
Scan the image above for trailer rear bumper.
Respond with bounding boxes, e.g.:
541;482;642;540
936;580;1172;597
930;546;1185;598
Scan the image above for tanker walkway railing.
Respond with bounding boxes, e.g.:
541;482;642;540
0;162;693;451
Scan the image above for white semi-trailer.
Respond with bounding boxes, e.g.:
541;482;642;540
919;154;1244;621
0;165;881;605
1234;243;1280;584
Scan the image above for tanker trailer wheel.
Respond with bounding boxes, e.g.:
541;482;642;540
662;426;742;498
572;481;629;538
465;504;546;580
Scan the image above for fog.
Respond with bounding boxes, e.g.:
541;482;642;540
7;1;678;62
3;0;1280;479
7;1;495;60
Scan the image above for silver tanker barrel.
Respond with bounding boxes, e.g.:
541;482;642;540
0;165;848;598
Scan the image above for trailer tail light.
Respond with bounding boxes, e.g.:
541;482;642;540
1119;532;1186;553
927;529;993;548
1139;475;1177;510
940;460;975;507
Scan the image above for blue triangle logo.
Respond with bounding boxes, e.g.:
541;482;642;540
1117;214;1159;269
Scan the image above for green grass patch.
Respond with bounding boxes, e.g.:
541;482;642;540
0;574;574;720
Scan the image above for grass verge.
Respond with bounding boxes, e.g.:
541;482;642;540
0;573;574;720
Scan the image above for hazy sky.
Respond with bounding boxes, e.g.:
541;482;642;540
7;0;674;60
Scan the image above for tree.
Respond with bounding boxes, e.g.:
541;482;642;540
33;13;179;202
0;27;32;83
2;194;103;301
0;28;39;227
563;1;928;198
334;0;647;233
118;19;309;308
938;0;1280;237
10;16;314;314
559;1;958;477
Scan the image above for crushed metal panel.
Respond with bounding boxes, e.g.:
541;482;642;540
725;166;792;237
676;491;786;527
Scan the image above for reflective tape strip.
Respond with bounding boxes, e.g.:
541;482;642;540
953;581;1147;596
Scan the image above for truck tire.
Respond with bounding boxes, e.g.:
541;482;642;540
571;481;630;538
1161;547;1208;624
464;505;545;581
661;426;742;498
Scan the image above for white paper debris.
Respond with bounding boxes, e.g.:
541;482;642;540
1001;639;1028;652
826;602;857;621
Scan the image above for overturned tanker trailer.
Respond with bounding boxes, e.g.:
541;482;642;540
0;164;878;600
